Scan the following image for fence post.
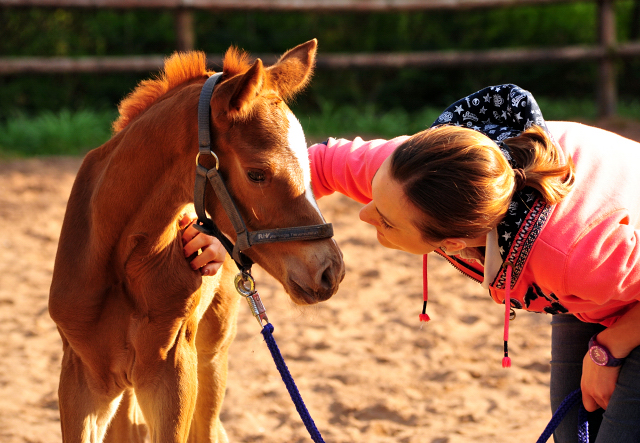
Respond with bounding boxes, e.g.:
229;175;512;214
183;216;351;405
175;8;195;52
597;0;616;118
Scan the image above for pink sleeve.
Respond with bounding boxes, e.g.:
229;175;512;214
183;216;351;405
565;211;640;309
308;136;409;204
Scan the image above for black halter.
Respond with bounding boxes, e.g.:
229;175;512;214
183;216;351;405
193;73;334;273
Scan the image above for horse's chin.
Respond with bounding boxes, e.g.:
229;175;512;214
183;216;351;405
285;280;325;306
283;264;344;306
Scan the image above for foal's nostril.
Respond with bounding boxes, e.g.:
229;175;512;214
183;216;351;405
317;260;344;299
320;266;333;291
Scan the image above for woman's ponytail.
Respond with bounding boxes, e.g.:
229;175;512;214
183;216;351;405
505;125;575;204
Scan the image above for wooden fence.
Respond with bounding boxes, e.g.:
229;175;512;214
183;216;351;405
1;0;638;117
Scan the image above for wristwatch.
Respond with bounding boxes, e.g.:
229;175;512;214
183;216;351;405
588;334;625;367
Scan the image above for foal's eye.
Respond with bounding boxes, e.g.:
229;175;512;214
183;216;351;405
247;169;266;183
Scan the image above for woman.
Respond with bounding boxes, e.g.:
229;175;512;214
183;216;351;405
185;84;640;443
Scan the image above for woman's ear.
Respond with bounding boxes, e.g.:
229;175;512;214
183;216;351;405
441;238;468;253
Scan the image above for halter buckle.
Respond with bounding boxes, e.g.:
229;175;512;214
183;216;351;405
235;272;269;327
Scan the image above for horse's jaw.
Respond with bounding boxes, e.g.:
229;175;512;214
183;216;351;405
249;239;345;306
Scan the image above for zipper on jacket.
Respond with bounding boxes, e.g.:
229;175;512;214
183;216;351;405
435;250;483;284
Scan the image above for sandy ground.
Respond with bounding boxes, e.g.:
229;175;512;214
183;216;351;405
1;119;639;443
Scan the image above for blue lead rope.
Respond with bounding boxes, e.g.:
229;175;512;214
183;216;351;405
261;323;325;443
536;388;589;443
262;323;589;443
260;319;586;443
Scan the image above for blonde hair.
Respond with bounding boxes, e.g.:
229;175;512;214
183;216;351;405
390;125;574;241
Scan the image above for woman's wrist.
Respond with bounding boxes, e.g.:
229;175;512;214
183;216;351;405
594;302;640;359
597;325;637;359
589;333;627;367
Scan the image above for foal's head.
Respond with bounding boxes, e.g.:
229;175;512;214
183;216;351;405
204;40;344;305
111;40;343;304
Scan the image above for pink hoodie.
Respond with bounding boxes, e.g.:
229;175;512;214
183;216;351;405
309;122;640;327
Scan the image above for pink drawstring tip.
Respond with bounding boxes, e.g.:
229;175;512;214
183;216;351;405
419;313;431;322
502;357;512;368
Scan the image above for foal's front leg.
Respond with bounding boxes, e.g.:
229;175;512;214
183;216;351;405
103;389;147;443
133;321;199;443
58;340;125;443
189;280;239;443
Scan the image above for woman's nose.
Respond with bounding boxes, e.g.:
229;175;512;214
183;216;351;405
359;202;376;226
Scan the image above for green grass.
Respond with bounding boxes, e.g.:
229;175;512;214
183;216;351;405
536;98;640;121
2;98;640;157
297;100;443;140
0;109;116;157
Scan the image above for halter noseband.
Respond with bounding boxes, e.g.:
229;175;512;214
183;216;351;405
193;73;334;273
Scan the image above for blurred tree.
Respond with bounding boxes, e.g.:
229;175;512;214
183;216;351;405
0;1;637;121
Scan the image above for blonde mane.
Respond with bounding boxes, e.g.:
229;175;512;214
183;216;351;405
112;48;253;133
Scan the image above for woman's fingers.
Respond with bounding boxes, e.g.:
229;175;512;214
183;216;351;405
189;239;227;275
179;212;193;229
581;391;600;413
182;220;200;248
183;228;213;258
180;213;227;276
581;353;620;411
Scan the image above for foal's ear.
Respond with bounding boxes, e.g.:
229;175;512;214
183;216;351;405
268;39;317;101
223;58;265;119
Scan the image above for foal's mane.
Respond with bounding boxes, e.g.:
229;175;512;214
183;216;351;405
112;48;252;132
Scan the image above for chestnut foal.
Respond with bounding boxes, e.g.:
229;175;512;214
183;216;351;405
49;39;344;443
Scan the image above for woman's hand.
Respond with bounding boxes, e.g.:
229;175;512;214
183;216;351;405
579;303;640;411
179;214;227;276
581;352;621;411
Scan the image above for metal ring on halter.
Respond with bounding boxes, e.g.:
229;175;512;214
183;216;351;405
234;272;256;296
195;151;220;170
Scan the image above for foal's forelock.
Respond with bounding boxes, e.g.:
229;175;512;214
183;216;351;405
285;111;324;219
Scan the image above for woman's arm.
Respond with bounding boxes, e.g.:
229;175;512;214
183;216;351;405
309;136;408;203
598;301;640;357
562;215;640;410
581;301;640;411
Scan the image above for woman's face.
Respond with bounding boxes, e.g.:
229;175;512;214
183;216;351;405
359;156;440;255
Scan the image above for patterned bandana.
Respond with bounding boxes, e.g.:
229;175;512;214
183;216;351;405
430;84;550;266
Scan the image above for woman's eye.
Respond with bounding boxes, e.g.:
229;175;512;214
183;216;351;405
247;169;266;183
380;218;393;229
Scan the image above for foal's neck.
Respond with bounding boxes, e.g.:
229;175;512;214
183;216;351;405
95;85;202;259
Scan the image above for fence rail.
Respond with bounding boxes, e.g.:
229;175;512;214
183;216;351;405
4;43;640;74
0;0;584;10
0;0;633;117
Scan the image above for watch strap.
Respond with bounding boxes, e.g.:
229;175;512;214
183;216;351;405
588;334;625;367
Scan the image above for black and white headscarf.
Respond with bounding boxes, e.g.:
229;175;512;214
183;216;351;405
429;84;549;263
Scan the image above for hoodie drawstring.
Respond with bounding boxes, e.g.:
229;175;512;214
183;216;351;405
502;261;513;368
420;254;513;368
419;254;431;322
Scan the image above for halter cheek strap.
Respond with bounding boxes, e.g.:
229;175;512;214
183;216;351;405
193;73;334;272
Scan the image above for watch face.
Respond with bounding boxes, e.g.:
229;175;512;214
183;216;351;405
589;346;609;366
